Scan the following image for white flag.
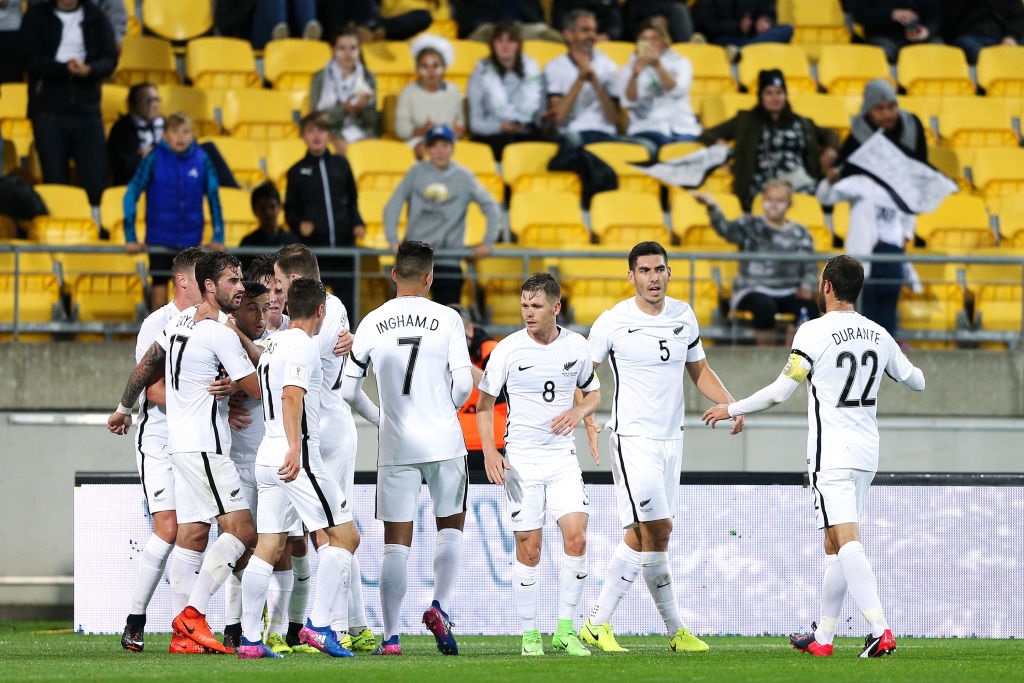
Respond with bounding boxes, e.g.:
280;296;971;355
845;130;958;214
630;144;731;189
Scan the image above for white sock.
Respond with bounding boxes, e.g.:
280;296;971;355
348;552;368;632
188;533;246;614
641;551;683;633
266;570;293;637
241;556;274;643
311;546;351;629
432;528;463;613
557;552;588;622
513;561;539;632
224;572;242;625
289;554;311;624
330;553;351;635
380;544;410;640
837;541;888;637
815;554;847;646
591;541;641;625
169;546;203;614
129;535;173;616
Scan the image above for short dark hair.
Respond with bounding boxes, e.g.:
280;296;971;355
242;280;269;300
250;181;281;212
822;254;864;303
195;251;241;293
299;112;330;133
171;246;205;276
127;82;157;109
563;8;595;30
521;271;561;301
287;277;326;319
394;240;434;281
276;243;320;280
628;241;668;270
246;253;277;283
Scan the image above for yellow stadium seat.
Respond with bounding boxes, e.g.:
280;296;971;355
263;39;332;93
447;40;491;93
671;44;738;98
584;141;657;195
200;137;265;190
897;95;940;145
751;192;833;251
670;190;742;248
787;93;851;139
996;197;1024;246
736;44;817;95
938;97;1017;151
101;83;129;134
965;248;1024;336
599;41;636;68
464;202;490;246
30;185;97;244
589;190;670;248
778;0;849;63
522;40;566;70
897;45;974;96
501;141;581;198
452;139;503;203
142;0;214;42
124;0;141;37
0;82;32;159
976;45;1024;97
916;194;994;252
816;44;892;95
658;140;734;193
356;189;404;249
898;260;965;346
658;141;703;162
508;190;589;247
157;84;220;137
700;92;756;129
428;18;459;40
361;42;416;102
264;138;307;192
970;148;1024;211
214;187;258;247
669;257;723;328
0;250;63;339
347;139;416;192
473;248;545;325
100;185;147;243
57;250;147;323
0;139;15;177
221;90;299;152
546;252;633;324
928;146;969;193
113;35;179;86
185;37;261;90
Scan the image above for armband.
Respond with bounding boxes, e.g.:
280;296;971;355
781;353;809;383
115;403;133;416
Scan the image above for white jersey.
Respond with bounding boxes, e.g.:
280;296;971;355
255;327;323;467
229;335;272;466
134;301;182;452
589;297;703;439
345;296;471;466
478;327;600;452
544;51;619;135
157;307;256;454
317;294;356;451
788;310;918;472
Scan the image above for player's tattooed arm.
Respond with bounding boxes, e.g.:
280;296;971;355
120;342;166;407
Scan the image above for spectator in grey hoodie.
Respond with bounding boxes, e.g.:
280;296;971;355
384;124;503;307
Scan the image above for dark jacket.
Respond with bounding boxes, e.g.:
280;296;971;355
942;0;1024;42
20;0;117;117
699;108;839;211
837;112;928;167
107;114;158;185
284;151;364;248
453;0;547;37
694;0;777;38
851;0;941;40
552;0;623;37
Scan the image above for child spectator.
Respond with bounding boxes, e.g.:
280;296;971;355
239;181;297;251
395;34;465;158
309;27;379;156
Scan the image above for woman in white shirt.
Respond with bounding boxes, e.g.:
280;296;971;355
395;34;465;158
309;27;379;155
467;21;545;160
617;19;701;154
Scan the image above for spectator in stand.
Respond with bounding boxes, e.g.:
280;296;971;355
833;78;927;171
624;0;695;43
850;0;942;63
693;0;793;61
0;0;24;83
467;21;545;159
699;69;839;212
395;34;465;158
454;0;563;42
309;27;379;156
553;0;623;40
694;180;819;346
21;0;117;209
239;181;298;252
249;0;321;50
319;0;432;43
617;18;701;154
107;82;165;186
942;0;1024;64
122;112;224;310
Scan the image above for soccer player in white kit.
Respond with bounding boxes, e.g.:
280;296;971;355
703;255;926;658
108;251;263;655
476;272;601;657
581;241;743;654
238;277;360;660
343;240;473;657
119;247;204;653
275;243;380;652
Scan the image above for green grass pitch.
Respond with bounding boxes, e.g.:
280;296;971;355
0;622;1019;682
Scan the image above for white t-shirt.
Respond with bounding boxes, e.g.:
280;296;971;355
157;307;256;455
478;327;600;454
786;309;918;472
317;294;356;451
345;296;471;466
256;327;322;467
617;51;700;137
229;335;272;466
55;6;86;64
589;297;704;438
134;301;183;453
544;51;619;135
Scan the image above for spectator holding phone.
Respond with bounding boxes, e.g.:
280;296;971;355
850;0;943;63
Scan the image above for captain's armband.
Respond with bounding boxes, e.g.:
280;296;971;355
781;353;809;383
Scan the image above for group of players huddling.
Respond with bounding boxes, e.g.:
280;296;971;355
107;240;923;660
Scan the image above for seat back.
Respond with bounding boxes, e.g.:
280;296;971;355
787;93;851;139
361;42;416;101
347;139;416;192
584;141;658;195
938;97;1017;150
201;137;266;190
113;35;179;86
264;138;308;191
976;45;1024;97
263;39;332;92
816;44;892;94
185;37;261;90
897;45;974;96
221;89;299;143
158;84;220;136
589;191;668;248
501;142;581;198
452;139;503;203
916;194;993;252
508;191;589;247
522;40;567;70
671;44;738;96
142;0;213;41
30;185;97;244
737;44;817;94
0;82;32;158
446;40;490;93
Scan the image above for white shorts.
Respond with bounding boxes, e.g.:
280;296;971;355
170;451;250;524
233;458;258;513
810;468;875;529
505;448;589;532
376;456;468;523
608;433;683;529
136;440;175;514
256;459;352;535
321;434;357;502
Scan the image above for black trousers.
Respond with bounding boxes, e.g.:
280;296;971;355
737;291;819;330
316;252;356;321
861;242;904;338
431;263;464;307
31;112;107;206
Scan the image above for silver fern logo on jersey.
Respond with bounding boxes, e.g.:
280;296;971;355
562;360;578;375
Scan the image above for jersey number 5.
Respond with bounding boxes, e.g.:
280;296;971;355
398;336;421;395
836;350;878;408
